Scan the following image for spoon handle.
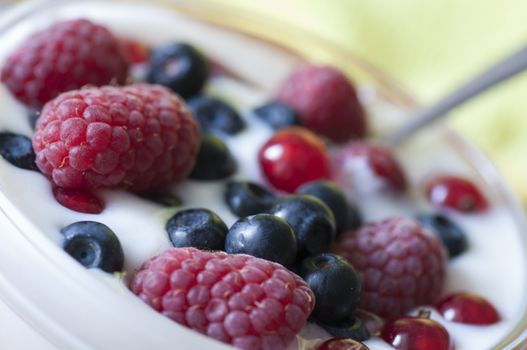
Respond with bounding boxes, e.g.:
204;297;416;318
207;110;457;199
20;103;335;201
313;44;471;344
383;45;527;146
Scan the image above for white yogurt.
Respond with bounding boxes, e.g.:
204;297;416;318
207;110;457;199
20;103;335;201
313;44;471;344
0;2;525;350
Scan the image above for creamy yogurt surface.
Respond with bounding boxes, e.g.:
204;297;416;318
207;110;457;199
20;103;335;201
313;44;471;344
0;2;525;350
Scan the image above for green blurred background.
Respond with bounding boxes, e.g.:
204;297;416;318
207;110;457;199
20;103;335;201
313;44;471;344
211;0;527;205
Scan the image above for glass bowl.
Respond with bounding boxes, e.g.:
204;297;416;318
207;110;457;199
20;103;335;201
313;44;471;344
0;1;525;349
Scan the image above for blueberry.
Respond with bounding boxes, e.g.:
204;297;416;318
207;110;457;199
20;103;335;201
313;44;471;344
188;95;245;135
137;192;182;207
297;180;359;233
189;134;237;180
417;213;468;258
0;132;38;171
225;181;276;217
166;208;227;250
299;254;361;323
269;195;336;257
225;214;297;266
344;204;363;232
317;316;370;341
61;221;124;273
253;101;300;130
147;42;209;99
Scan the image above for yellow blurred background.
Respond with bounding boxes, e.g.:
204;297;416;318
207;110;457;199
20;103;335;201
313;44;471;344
211;0;527;206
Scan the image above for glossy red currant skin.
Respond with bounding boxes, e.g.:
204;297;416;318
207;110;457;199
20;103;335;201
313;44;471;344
258;127;330;193
425;175;488;213
436;292;500;325
381;316;451;350
52;186;104;214
317;337;369;350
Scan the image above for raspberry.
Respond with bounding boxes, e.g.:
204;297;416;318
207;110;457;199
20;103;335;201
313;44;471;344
130;247;315;350
331;217;447;318
1;19;129;108
277;65;367;143
32;84;200;191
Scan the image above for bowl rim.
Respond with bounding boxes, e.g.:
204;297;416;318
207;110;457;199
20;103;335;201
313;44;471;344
0;0;525;349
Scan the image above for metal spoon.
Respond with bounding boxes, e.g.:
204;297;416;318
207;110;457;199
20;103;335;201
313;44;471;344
383;45;527;146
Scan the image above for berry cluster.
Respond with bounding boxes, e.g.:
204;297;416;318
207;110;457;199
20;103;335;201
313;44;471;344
0;17;499;350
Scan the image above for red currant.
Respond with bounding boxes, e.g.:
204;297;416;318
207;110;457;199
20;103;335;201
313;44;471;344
317;337;369;350
53;186;104;214
381;315;451;350
258;127;330;192
425;175;488;213
332;141;407;192
436;292;500;325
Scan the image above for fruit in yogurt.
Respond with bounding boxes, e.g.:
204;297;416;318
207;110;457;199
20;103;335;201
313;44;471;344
270;195;336;258
165;208;228;251
425;175;488;213
332;141;407;195
380;314;451;350
435;292;500;325
417;213;468;258
277;65;367;143
259;127;330;193
253;101;300;130
147;42;209;99
32;84;200;191
188;95;245;136
0;132;38;170
130;247;315;350
52;186;104;214
298;254;361;324
225;214;297;267
224;181;276;217
61;221;124;273
297;180;362;233
189;134;237;180
1;19;129;108
332;217;447;318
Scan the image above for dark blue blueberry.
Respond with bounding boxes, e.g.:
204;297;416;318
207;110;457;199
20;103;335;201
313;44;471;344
147;42;209;99
189;134;237;180
299;254;361;323
225;181;276;217
0;132;38;171
297;180;360;233
188;95;245;135
317;316;370;341
166;208;227;250
269;195;336;257
137;192;182;207
417;213;468;258
225;214;297;266
344;204;363;232
253;101;300;130
61;221;124;273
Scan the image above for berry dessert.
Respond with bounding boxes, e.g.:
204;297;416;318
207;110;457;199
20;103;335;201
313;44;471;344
0;2;525;350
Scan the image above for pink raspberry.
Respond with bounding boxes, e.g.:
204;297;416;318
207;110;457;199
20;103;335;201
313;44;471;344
1;19;129;108
276;65;367;143
331;217;447;318
32;84;200;191
130;248;315;350
332;141;407;195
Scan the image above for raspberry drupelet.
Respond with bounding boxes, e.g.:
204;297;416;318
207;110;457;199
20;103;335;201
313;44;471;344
1;19;129;108
32;84;200;191
130;247;315;350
